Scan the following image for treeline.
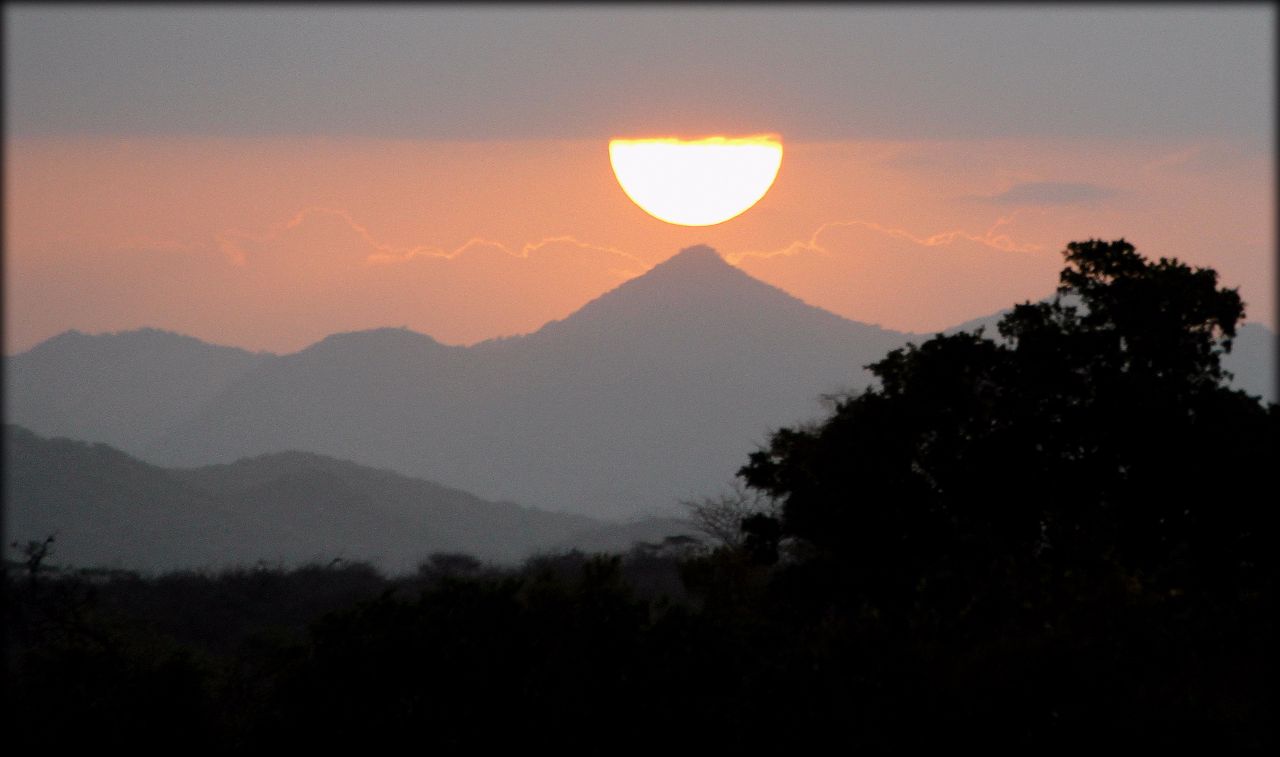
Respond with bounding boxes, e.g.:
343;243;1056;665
4;536;1268;749
5;240;1275;748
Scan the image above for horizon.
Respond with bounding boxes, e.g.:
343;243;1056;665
9;240;1277;360
5;8;1274;742
5;244;944;357
5;6;1274;354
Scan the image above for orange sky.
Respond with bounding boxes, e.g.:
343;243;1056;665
5;135;1273;354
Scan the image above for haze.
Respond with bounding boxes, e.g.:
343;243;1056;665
4;6;1273;354
5;8;1275;743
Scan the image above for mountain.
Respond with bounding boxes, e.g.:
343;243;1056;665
12;245;1271;519
1223;322;1278;403
5;328;271;455
137;246;917;518
5;425;682;573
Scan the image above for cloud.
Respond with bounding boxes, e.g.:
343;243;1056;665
1139;142;1264;175
1142;146;1204;173
208;208;653;348
966;181;1115;206
10;207;653;354
217;206;646;272
727;218;1061;333
726;216;1043;264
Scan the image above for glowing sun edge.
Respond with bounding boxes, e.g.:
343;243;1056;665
609;135;783;226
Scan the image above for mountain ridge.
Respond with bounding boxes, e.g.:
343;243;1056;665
8;245;1274;518
10;246;912;360
6;424;695;573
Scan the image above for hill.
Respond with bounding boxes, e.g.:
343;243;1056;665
10;246;1272;518
5;327;271;454
4;424;683;573
9;247;918;518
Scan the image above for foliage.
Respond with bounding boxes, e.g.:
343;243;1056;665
3;240;1273;748
11;534;56;586
740;239;1275;598
680;481;779;549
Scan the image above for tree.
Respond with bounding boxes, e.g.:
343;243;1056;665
738;239;1276;603
12;534;56;588
680;481;779;550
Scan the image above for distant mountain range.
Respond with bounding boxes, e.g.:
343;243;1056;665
7;247;917;519
7;245;1275;522
5;424;696;573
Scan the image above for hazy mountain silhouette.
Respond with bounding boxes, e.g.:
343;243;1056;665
9;246;1273;518
129;246;915;518
1222;322;1278;402
5;327;271;453
4;424;684;573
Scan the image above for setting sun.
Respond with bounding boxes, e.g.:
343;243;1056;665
608;135;783;226
5;8;1273;742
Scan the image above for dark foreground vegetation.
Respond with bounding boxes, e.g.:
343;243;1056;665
5;240;1275;748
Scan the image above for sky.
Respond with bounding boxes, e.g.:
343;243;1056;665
4;5;1275;354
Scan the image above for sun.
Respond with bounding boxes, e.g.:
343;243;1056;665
608;135;783;226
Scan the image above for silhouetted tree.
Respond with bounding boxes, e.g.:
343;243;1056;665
11;534;56;588
417;551;483;580
680;481;779;549
733;239;1276;743
740;239;1275;595
6;240;1273;749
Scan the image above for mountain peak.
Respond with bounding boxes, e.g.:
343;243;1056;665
313;327;442;348
522;243;878;347
648;245;731;275
615;244;754;294
19;326;265;359
665;244;724;264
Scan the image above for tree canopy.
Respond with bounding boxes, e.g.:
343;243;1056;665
7;239;1273;748
740;239;1276;607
